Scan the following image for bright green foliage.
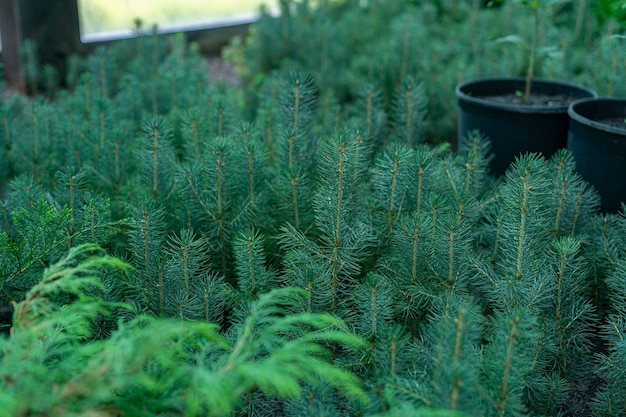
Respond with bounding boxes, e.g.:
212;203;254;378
0;173;121;303
0;245;367;417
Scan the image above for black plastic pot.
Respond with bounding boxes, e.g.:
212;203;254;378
0;304;13;336
567;98;626;213
456;78;597;176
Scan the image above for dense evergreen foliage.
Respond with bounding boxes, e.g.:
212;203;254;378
1;1;625;416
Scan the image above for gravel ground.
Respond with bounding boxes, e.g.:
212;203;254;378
206;55;242;88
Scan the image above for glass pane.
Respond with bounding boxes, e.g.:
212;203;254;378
78;0;279;39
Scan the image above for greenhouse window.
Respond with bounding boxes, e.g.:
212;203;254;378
77;0;279;42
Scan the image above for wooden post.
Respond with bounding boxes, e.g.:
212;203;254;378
18;0;82;85
0;0;26;93
0;0;81;93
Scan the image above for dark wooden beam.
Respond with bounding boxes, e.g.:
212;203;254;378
0;0;26;93
18;0;81;86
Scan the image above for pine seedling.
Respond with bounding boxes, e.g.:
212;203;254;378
0;96;24;187
371;142;417;249
13;100;60;185
68;73;98;119
456;131;494;198
416;293;486;414
53;169;90;247
583;212;625;312
427;196;475;293
233;229;277;302
314;128;373;258
545;149;600;238
347;279;433;414
389;77;428;148
381;145;437;319
135;117;177;204
521;237;596;415
317;89;342;135
485;154;553;311
51;90;94;174
124;224;224;321
155;33;209;111
481;308;541;417
280;245;335;314
86;47;115;100
88;98;116;170
192;269;231;327
592;222;626;411
233;121;272;233
280;129;373;314
548;237;596;372
125;198;167;314
592;314;626;416
266;73;318;233
203;85;243;139
161;229;212;319
389;12;424;83
174;134;251;279
352;83;387;151
82;122;138;216
351;273;394;359
279;72;317;165
254;74;283;166
599;207;626;311
380;210;436;330
180;106;211;164
115;74;146;128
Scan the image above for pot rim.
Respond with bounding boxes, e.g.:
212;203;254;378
568;97;626;135
456;77;597;114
